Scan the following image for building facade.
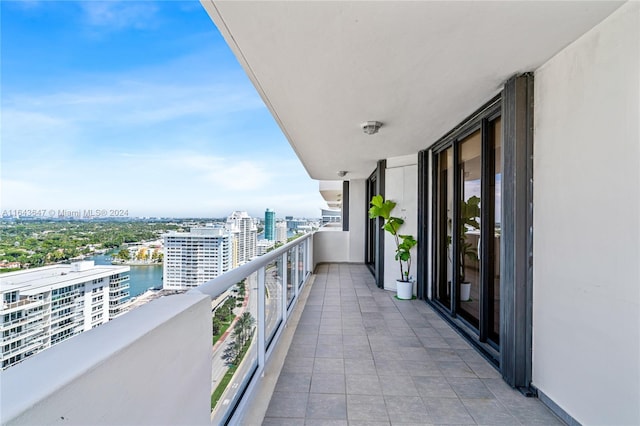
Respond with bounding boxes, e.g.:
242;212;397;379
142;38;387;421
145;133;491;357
264;208;276;241
0;261;129;370
162;226;231;289
275;221;287;244
286;218;306;232
226;211;257;266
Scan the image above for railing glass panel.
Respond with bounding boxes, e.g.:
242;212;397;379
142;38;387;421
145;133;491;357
298;241;305;288
195;233;312;424
210;271;259;425
286;248;295;308
264;258;283;347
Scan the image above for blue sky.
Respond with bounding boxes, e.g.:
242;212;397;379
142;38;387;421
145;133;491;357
1;1;326;219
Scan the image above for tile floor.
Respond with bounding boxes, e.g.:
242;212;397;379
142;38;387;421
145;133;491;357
263;263;564;426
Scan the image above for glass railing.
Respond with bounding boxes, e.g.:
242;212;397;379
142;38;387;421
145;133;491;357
193;233;312;425
264;257;283;348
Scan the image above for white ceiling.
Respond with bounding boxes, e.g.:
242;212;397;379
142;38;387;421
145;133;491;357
202;1;623;180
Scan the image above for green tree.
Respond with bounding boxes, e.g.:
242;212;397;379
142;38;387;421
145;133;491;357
212;316;222;336
117;249;130;261
236;312;255;346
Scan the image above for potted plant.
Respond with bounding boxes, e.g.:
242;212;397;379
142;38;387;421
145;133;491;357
368;194;417;299
458;196;480;301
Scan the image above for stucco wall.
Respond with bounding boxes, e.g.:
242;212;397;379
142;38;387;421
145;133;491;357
1;293;212;425
532;2;639;424
313;227;350;265
383;155;418;291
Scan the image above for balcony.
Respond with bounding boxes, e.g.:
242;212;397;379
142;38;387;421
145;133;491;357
109;281;130;291
108;290;129;301
0;232;561;425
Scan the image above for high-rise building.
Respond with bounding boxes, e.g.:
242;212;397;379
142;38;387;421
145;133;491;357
226;211;257;266
276;221;288;244
0;261;129;370
264;208;276;241
162;226;231;289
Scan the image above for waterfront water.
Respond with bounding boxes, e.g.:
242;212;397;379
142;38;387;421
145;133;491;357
89;253;162;299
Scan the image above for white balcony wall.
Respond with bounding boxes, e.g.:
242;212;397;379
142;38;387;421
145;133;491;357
532;2;639;425
313;227;349;266
313;180;367;266
383;154;418;291
1;293;212;426
348;179;367;263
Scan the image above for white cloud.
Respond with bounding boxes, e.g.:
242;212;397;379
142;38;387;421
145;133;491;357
79;1;159;31
3;78;263;131
154;152;272;192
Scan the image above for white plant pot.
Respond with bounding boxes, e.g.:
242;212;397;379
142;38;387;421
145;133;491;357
396;280;413;300
460;282;471;302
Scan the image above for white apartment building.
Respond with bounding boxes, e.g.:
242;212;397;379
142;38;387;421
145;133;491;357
256;239;275;256
275;221;287;244
226;211;257;266
0;261;129;370
162;226;231;289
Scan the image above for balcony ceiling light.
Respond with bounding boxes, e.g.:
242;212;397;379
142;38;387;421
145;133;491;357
337;171;348;177
361;121;382;135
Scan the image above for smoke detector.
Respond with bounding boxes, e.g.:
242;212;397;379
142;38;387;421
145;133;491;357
361;121;383;135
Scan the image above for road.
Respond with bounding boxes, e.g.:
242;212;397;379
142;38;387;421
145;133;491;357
210;284;253;393
210;263;290;422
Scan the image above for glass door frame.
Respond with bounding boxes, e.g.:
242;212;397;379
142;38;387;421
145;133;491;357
365;160;386;288
419;75;535;390
429;97;502;353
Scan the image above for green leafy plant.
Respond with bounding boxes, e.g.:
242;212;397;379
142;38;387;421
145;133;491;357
368;194;417;282
456;195;480;283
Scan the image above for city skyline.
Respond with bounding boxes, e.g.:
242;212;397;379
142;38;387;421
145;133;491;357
1;1;327;218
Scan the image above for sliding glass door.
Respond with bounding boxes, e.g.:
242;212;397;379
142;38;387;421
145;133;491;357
432;112;501;348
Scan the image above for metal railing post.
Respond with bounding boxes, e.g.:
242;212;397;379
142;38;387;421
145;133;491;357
257;266;265;374
281;252;288;322
294;246;300;298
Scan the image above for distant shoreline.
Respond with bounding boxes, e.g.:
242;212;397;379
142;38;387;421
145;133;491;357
111;261;163;267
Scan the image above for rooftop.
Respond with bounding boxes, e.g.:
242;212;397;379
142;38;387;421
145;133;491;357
0;263;129;293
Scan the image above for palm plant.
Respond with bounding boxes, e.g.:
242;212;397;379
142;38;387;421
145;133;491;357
457;195;480;283
368;194;417;282
236;312;255;345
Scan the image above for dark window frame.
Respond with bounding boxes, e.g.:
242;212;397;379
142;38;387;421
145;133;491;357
365;160;386;288
419;74;534;392
428;99;501;353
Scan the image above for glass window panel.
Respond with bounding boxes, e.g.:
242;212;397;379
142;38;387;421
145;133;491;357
492;117;502;344
458;129;481;328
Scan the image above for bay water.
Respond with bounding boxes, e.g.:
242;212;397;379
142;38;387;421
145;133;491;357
89;253;162;299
